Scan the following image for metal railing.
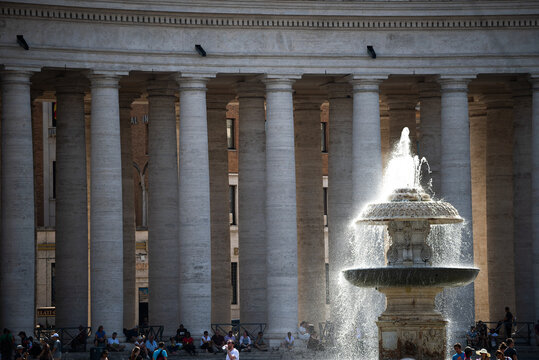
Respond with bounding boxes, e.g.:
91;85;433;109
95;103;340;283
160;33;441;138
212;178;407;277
469;321;534;347
211;323;266;341
34;327;92;352
138;325;164;342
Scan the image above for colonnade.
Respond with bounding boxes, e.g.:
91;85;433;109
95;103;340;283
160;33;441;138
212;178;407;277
0;69;538;341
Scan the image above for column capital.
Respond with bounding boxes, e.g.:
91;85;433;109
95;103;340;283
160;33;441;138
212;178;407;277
437;76;475;92
509;78;531;98
147;79;177;97
384;94;418;110
326;82;352;99
237;81;265;99
176;73;215;91
88;73;121;89
293;94;325;111
1;70;33;86
529;74;539;90
478;92;513;108
346;75;387;93
263;74;301;93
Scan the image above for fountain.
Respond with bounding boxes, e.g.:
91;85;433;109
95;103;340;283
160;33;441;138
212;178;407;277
343;128;479;360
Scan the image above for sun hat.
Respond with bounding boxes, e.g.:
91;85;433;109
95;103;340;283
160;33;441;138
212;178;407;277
476;348;491;356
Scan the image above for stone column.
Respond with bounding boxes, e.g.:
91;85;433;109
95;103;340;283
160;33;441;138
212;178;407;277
207;93;233;324
264;76;299;340
350;76;385;210
55;78;88;328
482;92;516;321
294;94;326;326
0;70;35;334
469;100;489;322
438;76;474;337
326;83;353;315
419;81;442;196
511;81;534;322
89;73;124;334
146;80;180;335
237;82;267;324
379;103;390;170
177;74;214;336
532;76;539;323
386;95;418;149
119;91;138;329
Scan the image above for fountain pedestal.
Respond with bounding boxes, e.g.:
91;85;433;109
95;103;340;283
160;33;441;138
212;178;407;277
377;287;446;360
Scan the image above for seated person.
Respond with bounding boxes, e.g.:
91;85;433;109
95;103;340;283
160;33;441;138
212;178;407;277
224;331;236;346
211;330;225;353
166;337;181;355
107;332;125;352
307;331;323;351
134;336;147;357
200;331;213;353
94;326;107;347
182;332;196;356
253;332;268;352
145;335;157;355
123;327;139;343
282;332;294;350
175;325;187;344
239;331;251;352
298;321;310;341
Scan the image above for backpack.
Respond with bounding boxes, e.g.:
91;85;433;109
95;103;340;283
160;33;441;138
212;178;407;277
156;349;165;360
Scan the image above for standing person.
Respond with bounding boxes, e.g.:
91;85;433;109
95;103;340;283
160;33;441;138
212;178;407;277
18;333;30;350
50;334;61;360
14;345;27;360
225;339;239;360
503;338;518;360
476;348;491;359
1;328;15;360
99;350;109;360
129;346;143;360
152;342;167;360
38;341;52;360
495;349;510;359
452;343;465;360
464;346;474;360
503;307;514;338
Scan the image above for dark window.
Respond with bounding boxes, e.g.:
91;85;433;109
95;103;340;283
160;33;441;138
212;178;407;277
229;185;237;225
51;263;56;306
231;262;238;305
227;119;235;149
52;161;56;199
321;122;328;153
323;187;328;227
52;102;57;128
325;263;330;304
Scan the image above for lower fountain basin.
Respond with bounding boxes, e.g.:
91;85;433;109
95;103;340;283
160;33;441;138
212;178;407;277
343;266;479;288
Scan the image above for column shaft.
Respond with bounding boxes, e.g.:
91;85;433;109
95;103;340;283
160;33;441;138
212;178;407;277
119;92;137;329
530;77;539;321
512;84;534;322
469;101;489;322
238;83;267;323
147;82;180;335
55;82;88;328
483;94;516;321
294;96;326;326
90;74;123;334
419;82;442;196
386;95;418;149
439;77;474;337
0;70;35;333
207;94;232;324
264;77;298;339
177;76;212;336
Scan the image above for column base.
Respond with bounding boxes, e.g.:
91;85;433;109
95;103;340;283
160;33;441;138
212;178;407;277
377;287;447;360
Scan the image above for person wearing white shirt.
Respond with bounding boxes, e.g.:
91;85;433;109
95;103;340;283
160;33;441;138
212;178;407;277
225;340;239;360
282;332;294;350
238;331;251;352
297;321;310;341
200;331;212;353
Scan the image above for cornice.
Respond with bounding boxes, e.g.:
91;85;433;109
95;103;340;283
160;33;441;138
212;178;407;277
1;2;538;30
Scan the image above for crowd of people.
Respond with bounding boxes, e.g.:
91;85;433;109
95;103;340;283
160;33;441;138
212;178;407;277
0;329;62;360
452;337;519;360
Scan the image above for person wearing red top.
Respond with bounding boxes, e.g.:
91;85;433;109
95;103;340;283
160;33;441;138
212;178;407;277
182;332;196;356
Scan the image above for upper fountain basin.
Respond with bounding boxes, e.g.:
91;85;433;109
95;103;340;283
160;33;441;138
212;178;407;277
343;266;479;288
358;188;463;225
